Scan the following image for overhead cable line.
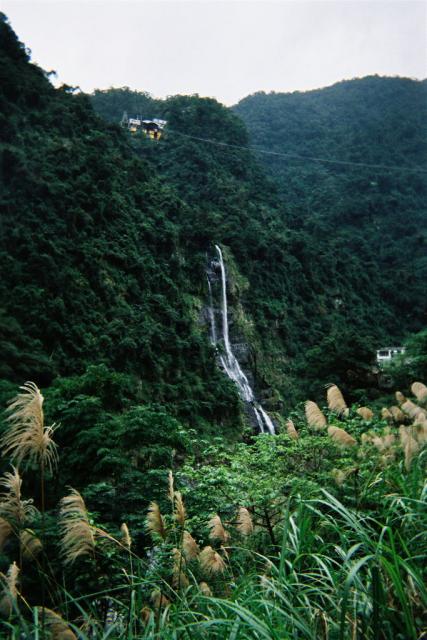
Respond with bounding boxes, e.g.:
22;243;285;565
166;128;427;174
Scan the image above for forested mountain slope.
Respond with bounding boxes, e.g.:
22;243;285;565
92;79;427;401
234;77;427;336
0;14;244;443
1;12;426;437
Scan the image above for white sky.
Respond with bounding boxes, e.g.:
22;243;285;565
2;0;426;105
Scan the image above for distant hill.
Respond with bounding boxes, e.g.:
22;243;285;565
233;76;427;332
91;78;427;400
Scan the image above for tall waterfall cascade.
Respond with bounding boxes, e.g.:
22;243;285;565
207;245;275;435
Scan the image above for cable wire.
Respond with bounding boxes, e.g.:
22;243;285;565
166;128;427;174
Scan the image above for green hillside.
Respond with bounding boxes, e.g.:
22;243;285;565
234;77;427;333
92;80;427;402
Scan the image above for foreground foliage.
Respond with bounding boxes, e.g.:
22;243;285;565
0;382;425;639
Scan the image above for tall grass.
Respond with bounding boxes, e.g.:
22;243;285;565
4;462;425;639
1;382;426;639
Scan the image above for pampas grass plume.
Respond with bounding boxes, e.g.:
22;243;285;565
414;421;427;445
332;469;347;486
236;507;253;535
199;581;212;596
401;400;426;421
2;382;58;472
0;562;19;619
305;401;327;430
356;407;373;420
146;502;166;540
120;523;131;549
381;408;393;422
208;514;229;543
0;466;37;528
168;470;174;503
151;590;170;609
286;419;298;439
182;531;200;560
141;606;152;626
38;608;77;639
59;489;95;564
327;426;357;448
390;406;406;423
174;491;186;526
411;382;427;405
199;546;226;574
326;384;349;417
395;391;406;405
399;426;420;471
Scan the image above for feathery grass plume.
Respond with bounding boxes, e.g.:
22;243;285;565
395;391;406;405
0;466;37;530
305;401;327;430
356;407;373;420
375;431;395;451
399;425;410;447
172;548;189;590
379;452;395;468
182;531;200;560
390;406;406;423
381;407;393;422
2;382;58;473
411;381;427;405
141;606;152;626
332;469;348;486
361;432;373;446
400;427;420;471
199;581;212;596
414;421;427;446
37;608;77;639
0;518;12;550
199;546;226;574
286;419;298;439
0;562;19;619
326;384;349;417
120;523;131;549
146;502;166;540
401;399;426;421
59;489;95;564
151;590;170;609
20;529;42;561
167;470;175;503
174;491;186;526
414;411;427;426
236;507;253;536
327;426;357;448
208;514;229;543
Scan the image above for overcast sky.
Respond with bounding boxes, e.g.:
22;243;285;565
2;0;426;105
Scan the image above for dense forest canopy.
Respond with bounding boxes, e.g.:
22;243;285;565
91;78;427;401
233;78;427;328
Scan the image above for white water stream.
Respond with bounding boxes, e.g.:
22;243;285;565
208;245;275;435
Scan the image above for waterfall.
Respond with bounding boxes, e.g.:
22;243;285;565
258;406;275;435
206;278;217;345
207;245;275;435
